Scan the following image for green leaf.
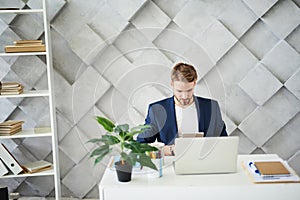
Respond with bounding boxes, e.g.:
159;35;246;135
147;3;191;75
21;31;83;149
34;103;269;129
139;143;158;153
120;152;136;166
96;116;115;132
90;145;109;157
127;130;145;137
137;153;158;171
86;138;103;143
118;131;126;139
123;135;133;141
128;141;158;153
116;124;129;132
102;135;120;145
130;124;151;131
127;124;151;137
93;147;111;165
123;141;139;153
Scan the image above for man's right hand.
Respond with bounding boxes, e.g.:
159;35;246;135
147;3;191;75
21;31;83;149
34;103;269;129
163;145;175;156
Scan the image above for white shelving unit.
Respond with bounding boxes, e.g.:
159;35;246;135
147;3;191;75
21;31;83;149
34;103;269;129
0;0;61;199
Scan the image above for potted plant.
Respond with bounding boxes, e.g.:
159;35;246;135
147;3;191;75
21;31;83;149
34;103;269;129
87;116;158;182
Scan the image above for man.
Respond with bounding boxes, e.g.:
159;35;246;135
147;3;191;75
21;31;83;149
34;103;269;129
137;63;227;155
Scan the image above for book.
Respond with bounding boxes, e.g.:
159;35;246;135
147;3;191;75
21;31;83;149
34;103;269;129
0;82;21;89
0;143;23;175
0;87;23;91
0;86;23;93
22;160;52;174
14;43;43;47
0;126;21;131
0;120;24;128
14;40;43;46
4;44;46;53
14;40;42;45
0;128;22;136
0;91;23;95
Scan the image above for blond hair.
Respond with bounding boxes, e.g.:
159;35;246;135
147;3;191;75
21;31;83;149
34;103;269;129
171;63;197;82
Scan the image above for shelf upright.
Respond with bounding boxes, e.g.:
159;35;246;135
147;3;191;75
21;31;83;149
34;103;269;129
0;0;61;199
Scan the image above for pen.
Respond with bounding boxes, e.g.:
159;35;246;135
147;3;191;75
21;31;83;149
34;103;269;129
249;162;260;175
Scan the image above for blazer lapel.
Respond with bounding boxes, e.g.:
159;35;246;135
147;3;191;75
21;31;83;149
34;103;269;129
195;96;205;133
166;97;178;141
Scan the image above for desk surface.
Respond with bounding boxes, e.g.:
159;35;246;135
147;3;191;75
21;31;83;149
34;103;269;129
99;154;300;200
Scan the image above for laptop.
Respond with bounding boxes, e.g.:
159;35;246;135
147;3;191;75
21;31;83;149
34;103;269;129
173;136;239;175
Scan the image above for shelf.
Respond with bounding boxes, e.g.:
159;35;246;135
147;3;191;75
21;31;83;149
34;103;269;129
0;168;54;179
0;127;52;139
0;9;43;14
0;52;47;56
0;90;49;98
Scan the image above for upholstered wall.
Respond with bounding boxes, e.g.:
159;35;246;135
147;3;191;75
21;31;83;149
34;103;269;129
0;0;299;198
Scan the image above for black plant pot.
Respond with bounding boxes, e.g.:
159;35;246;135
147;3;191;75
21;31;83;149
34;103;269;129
115;161;133;182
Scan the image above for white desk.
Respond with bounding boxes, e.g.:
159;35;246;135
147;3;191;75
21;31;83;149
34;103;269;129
98;154;300;200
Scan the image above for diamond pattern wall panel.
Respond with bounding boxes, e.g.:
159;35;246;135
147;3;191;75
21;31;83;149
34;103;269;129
243;0;278;17
261;40;300;82
285;68;300;100
240;19;280;60
239;63;283;105
261;0;300;39
1;0;299;199
131;1;171;41
219;0;257;38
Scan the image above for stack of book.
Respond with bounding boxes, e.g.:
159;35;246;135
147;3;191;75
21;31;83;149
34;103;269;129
0;120;24;136
243;160;300;183
4;40;46;53
0;82;24;95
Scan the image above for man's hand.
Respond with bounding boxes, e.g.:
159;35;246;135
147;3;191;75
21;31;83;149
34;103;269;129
163;145;175;156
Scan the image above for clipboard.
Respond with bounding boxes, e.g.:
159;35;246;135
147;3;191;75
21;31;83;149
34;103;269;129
242;160;300;184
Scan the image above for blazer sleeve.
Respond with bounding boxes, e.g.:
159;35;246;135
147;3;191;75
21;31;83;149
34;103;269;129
137;104;159;143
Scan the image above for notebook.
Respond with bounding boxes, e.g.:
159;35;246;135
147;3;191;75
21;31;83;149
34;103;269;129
254;161;290;175
173;136;239;174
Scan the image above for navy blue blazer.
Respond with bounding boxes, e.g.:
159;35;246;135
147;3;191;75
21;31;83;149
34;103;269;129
137;96;227;145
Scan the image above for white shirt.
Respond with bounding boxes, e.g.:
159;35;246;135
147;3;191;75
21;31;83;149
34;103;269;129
175;102;198;137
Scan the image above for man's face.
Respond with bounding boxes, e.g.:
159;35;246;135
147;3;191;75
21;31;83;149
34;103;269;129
171;80;196;106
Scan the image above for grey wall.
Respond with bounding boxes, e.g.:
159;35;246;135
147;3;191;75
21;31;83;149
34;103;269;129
0;0;300;198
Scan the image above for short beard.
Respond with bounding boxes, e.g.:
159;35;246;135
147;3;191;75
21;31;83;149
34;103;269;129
174;95;193;107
